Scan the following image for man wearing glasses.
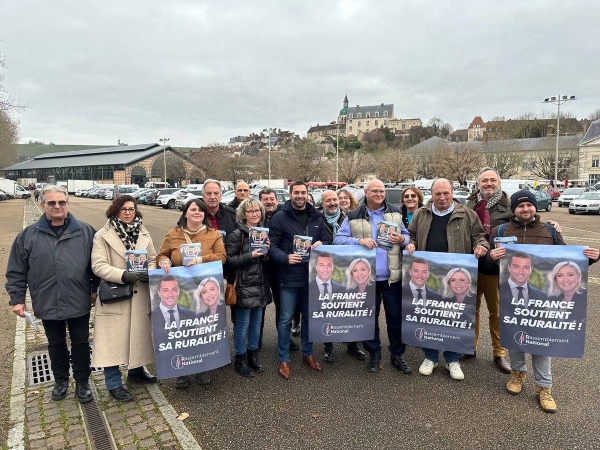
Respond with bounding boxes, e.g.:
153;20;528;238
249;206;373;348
228;181;251;210
6;186;99;403
335;179;411;374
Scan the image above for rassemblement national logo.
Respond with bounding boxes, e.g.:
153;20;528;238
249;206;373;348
171;355;184;369
322;323;333;336
514;331;527;346
415;328;426;341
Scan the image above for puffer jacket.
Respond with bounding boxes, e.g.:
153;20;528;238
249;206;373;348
5;214;99;320
225;223;272;309
408;200;489;254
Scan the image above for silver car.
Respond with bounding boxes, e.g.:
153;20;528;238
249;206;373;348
558;188;586;207
568;191;600;215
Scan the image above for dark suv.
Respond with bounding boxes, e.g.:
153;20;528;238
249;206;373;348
384;188;404;207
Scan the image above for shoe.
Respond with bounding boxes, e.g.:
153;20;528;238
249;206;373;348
291;322;300;337
368;354;381;373
323;343;335;363
494;356;511;374
247;349;264;373
109;386;133;402
175;376;189;389
278;362;291;379
506;370;527;395
289;339;300;352
459;352;476;361
418;359;438;376
391;355;412;374
195;372;211;385
127;367;157;384
535;386;557;413
75;381;93;403
234;354;254;378
302;355;322;372
446;362;464;381
51;381;69;401
347;343;366;361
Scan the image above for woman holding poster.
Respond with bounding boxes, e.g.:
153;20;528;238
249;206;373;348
548;262;587;303
225;198;272;378
443;268;475;304
91;195;158;402
346;258;375;294
157;198;226;389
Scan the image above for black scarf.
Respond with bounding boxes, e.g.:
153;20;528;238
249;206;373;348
110;216;142;250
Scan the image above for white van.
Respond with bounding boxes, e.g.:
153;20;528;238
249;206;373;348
501;180;532;197
184;184;204;191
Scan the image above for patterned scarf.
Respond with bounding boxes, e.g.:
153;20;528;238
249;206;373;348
110;216;142;250
475;188;503;237
323;208;342;236
476;188;503;210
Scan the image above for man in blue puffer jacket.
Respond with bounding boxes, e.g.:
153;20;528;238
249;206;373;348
268;181;329;379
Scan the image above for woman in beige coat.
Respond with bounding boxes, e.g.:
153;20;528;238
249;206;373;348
92;195;158;402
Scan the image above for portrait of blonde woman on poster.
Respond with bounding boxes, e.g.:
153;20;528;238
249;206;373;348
345;258;375;294
195;277;226;325
443;268;476;304
547;261;587;304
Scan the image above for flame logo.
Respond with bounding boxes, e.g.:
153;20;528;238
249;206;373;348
514;331;527;345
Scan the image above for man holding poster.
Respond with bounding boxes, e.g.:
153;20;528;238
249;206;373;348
406;178;488;380
487;189;599;413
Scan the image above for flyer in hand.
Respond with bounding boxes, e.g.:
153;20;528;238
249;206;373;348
293;235;313;262
249;227;269;254
180;244;202;266
125;250;148;273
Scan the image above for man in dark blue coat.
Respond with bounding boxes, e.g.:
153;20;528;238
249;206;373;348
268;181;329;379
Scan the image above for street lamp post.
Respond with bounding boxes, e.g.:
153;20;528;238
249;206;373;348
159;137;169;184
542;95;576;186
333;120;340;184
263;128;274;186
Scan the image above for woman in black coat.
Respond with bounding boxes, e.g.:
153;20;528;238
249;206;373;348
225;198;273;378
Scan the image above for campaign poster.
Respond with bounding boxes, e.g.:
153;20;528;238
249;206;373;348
149;261;231;379
308;245;376;342
401;251;477;354
499;244;588;358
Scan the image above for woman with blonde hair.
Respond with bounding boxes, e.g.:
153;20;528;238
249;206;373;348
337;189;359;213
547;261;586;303
442;268;475;303
345;258;374;294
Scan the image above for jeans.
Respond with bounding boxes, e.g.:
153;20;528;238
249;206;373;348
42;313;91;383
363;281;405;358
234;306;263;355
509;350;552;388
422;348;461;364
278;286;311;362
475;273;505;356
104;365;146;390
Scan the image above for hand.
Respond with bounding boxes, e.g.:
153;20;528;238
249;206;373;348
312;240;322;249
584;247;600;261
264;239;270;250
288;254;303;265
359;238;377;250
159;259;172;274
90;293;97;307
137;272;149;283
184;257;201;267
474;245;488;259
12;304;26;317
489;247;506;261
389;231;405;245
251;249;264;258
547;220;562;234
123;271;142;284
405;243;415;255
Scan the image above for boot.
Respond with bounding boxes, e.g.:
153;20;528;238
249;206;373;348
247;349;264;373
506;370;527;395
535;386;557;413
234;354;254;378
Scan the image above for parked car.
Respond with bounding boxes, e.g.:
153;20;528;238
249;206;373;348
155;188;184;208
141;188;161;205
557;188;586;207
176;190;204;209
568;191;600;215
104;190;114;200
531;189;552;211
131;188;153;199
548;188;563;201
0;189;11;201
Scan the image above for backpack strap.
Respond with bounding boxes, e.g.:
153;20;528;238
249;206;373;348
543;222;558;244
497;223;508;237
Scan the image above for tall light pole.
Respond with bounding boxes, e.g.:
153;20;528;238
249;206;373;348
263;128;274;186
331;120;340;184
159;137;169;184
542;95;576;185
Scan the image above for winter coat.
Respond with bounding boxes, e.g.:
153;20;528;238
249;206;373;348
5;214;99;320
206;203;237;236
91;220;158;369
156;226;226;267
268;201;330;287
408;201;489;254
225;223;273;309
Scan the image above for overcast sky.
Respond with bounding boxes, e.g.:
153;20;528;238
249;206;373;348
1;0;598;147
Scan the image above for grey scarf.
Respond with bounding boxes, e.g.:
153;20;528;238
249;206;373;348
323;208;342;235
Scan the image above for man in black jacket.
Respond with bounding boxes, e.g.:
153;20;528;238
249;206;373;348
268;181;329;379
6;186;99;403
202;180;237;236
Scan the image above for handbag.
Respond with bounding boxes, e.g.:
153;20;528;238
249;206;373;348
98;279;133;305
225;233;244;306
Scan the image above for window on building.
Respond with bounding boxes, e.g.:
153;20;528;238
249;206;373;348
402;124;406;130
592;155;599;168
383;111;388;117
375;120;378;126
384;120;388;125
357;113;362;118
366;121;370;126
375;112;379;117
349;114;353;118
358;121;361;127
590;174;600;184
349;126;352;132
366;112;370;118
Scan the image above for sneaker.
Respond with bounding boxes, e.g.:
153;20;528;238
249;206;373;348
446;362;464;380
535;386;557;413
506;370;527;395
418;359;438;376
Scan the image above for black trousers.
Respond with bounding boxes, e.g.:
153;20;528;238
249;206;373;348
42;313;91;383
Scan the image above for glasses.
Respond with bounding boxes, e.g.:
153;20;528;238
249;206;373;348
367;189;385;195
245;209;261;215
119;208;136;213
237;189;249;192
45;201;68;207
403;194;417;199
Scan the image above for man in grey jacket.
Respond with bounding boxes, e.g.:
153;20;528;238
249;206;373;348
5;186;99;403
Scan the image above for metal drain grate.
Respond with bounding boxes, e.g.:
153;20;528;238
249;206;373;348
28;351;103;386
80;394;117;450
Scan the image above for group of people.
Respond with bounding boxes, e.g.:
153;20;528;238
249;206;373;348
6;169;599;415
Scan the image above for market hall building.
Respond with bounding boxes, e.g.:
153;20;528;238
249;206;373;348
1;143;205;186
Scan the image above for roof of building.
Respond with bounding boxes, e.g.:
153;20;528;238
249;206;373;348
581;119;600;145
308;124;337;133
468;116;485;128
346;104;393;118
2;144;168;171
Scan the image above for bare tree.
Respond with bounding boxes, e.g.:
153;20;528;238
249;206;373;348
430;142;485;186
377;149;413;184
528;150;578;181
484;146;524;179
588;109;600;121
0;51;24;169
338;150;374;183
280;139;324;181
413;154;436;179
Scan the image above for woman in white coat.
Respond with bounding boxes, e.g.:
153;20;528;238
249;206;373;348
91;195;158;402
